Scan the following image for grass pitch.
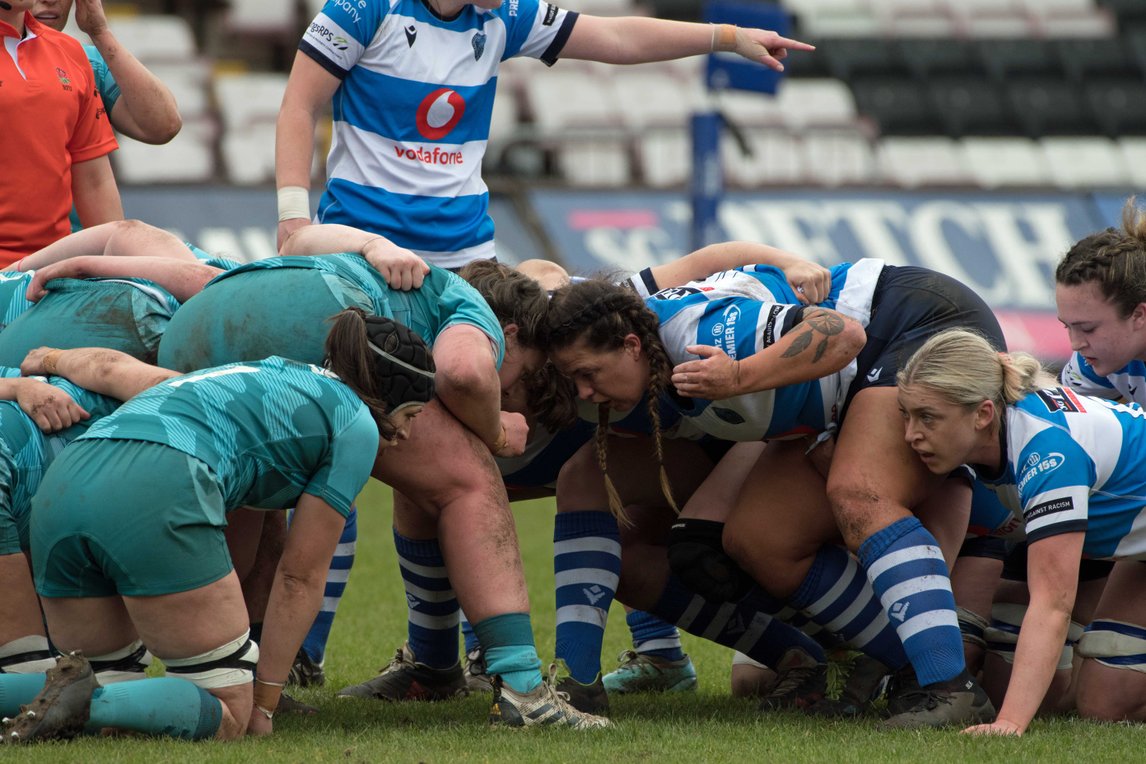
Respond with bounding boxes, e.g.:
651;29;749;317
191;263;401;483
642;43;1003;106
11;482;1143;762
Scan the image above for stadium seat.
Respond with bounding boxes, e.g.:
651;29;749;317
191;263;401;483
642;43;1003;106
722;128;806;188
555;140;634;188
961;137;1053;188
221;118;276;186
1040;137;1130;189
102;14;196;63
610;67;704;130
224;0;296;37
877;137;975;188
1037;11;1116;37
1086;78;1146;137
898;39;981;81
1056;38;1138;83
887;12;958;39
960;14;1037;39
977;39;1062;83
850;77;942;135
820;38;906;81
774;78;859;129
798;10;881;38
929;78;1017;137
1116;137;1146;188
114;116;216;183
1006;79;1096;137
712;89;786;130
800;128;877;186
635;128;691;188
149;61;212;120
214;72;289;132
488;86;520;146
1020;0;1096;13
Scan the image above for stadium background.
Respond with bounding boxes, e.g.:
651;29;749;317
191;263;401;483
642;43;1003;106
80;0;1146;362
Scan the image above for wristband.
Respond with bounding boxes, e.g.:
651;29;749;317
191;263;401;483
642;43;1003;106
277;186;311;223
712;23;737;53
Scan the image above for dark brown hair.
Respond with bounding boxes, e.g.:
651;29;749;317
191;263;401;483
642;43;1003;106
545;279;678;520
1056;196;1146;318
458;260;549;349
324;308;403;440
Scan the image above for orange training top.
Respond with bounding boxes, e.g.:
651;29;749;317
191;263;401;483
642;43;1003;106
0;12;117;265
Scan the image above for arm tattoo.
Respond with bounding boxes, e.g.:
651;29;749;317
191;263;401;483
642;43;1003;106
781;309;846;360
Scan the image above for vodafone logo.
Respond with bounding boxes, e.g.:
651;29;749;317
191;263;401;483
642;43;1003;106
416;88;465;140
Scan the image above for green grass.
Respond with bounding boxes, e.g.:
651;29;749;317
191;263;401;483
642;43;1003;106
12;482;1146;762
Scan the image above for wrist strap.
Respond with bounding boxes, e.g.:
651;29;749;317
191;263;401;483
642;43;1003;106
277;186;311;222
713;23;737;53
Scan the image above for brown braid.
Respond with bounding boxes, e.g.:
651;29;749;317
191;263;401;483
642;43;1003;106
1056;196;1146;318
546;279;678;520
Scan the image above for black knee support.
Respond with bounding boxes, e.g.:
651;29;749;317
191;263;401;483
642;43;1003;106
667;519;754;603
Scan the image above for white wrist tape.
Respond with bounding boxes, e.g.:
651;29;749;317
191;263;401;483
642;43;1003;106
277;186;311;222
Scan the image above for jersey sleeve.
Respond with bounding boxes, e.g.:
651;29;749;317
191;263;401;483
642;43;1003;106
84;45;121;113
302;405;379;516
300;0;388;79
1013;427;1093;545
66;40;118;163
502;0;577;65
1061;352;1118;399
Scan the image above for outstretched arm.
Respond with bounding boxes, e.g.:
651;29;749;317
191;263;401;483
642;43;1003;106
22;346;179;401
647;242;832;304
562;16;813;71
25;256;220;303
280;224;429;290
964;531;1083;736
672;307;865;399
78;0;181;144
8;220;199;273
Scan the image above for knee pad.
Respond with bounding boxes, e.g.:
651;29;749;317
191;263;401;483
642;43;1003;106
163;631;259;689
88;640;154;684
984;603;1025;665
987;603;1082;670
957;606;989;651
667;519;754;603
1077;619;1146;674
0;635;55;674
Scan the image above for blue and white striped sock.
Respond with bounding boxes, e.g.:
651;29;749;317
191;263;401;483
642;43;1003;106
859;517;964;685
788;544;908;670
627;610;685;662
650;574;826;668
395;530;460;670
554;511;621;684
301;505;357;664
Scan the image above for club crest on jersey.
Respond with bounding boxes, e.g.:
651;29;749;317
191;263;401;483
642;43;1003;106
1035;387;1086;414
653;286;702;300
472;32;486;60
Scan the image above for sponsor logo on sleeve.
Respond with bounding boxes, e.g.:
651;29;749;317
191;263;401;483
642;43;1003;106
652;286;701;300
761;304;783;347
508;0;519;16
1016;451;1066;492
543;2;559;25
1034;387;1086;414
718;304;740;358
1024;496;1074;522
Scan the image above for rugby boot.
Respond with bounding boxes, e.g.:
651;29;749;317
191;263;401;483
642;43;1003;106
463;647;495;694
804;655;891;718
552;660;610;714
758;648;828;712
276;692;319;716
880;668;996;729
488;674;612;729
602;650;698;694
337;642;466;702
4;652;97;743
287;647;325;688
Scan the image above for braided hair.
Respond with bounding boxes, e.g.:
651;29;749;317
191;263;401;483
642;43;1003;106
546;279;679;522
1056;196;1146;318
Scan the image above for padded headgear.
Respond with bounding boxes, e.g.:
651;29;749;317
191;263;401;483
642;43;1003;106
363;316;436;410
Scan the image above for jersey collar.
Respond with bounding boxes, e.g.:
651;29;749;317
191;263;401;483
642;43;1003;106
0;12;43;41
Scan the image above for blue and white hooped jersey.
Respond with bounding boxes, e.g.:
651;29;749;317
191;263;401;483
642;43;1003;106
1061;352;1146;406
643;260;884;441
302;0;577;269
977;387;1146;560
0;272;35;332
